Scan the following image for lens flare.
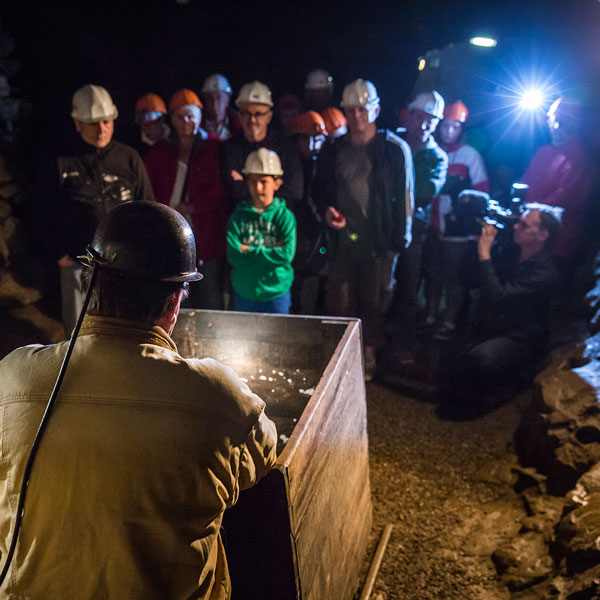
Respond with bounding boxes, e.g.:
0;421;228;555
519;89;544;109
470;37;498;48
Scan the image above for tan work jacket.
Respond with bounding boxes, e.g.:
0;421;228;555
0;316;277;599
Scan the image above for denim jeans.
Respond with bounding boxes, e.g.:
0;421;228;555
234;291;291;314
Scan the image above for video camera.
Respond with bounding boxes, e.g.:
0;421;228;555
453;183;529;236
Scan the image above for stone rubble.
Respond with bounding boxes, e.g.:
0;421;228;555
489;248;600;598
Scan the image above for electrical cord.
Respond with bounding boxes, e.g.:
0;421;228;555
0;263;99;588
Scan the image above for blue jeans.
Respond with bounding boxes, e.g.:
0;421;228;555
234;291;291;314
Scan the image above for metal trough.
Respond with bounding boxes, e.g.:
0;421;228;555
173;309;372;600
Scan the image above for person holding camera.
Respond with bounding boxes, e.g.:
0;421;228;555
440;203;562;413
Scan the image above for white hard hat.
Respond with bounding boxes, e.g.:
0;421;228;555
235;81;274;108
201;73;232;95
341;79;380;110
305;69;333;90
243;148;284;177
71;84;118;123
409;90;445;120
341;79;380;123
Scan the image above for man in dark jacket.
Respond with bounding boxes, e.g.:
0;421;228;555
312;79;414;379
220;81;303;209
393;90;448;359
50;84;154;335
442;203;562;411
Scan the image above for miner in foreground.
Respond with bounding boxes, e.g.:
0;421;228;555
0;202;277;599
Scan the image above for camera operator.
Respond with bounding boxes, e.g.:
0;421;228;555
440;203;562;414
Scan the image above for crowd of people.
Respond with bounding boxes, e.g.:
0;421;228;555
0;66;597;599
38;70;596;395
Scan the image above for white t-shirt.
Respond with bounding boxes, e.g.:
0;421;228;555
169;160;188;208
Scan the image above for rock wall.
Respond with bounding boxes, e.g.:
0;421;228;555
492;250;600;598
0;17;63;352
0;18;30;152
0;154;42;309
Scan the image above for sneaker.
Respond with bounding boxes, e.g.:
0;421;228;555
433;322;456;341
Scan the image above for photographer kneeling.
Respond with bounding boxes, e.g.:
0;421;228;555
440;203;562;415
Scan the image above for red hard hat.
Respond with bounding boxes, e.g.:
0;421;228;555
135;93;167;115
169;89;203;113
444;100;468;123
294;111;327;136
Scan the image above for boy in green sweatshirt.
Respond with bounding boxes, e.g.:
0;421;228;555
227;148;297;313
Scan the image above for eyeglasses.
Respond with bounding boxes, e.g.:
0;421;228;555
240;109;272;119
516;218;534;230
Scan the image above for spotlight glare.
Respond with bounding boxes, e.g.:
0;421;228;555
519;89;544;109
470;36;498;48
418;58;426;71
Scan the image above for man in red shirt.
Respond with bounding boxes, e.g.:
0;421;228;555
521;97;594;277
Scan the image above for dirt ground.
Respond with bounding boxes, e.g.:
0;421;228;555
362;381;531;600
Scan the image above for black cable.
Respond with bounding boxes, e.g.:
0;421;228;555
0;264;99;587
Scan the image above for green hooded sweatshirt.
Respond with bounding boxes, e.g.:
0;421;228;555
227;197;296;302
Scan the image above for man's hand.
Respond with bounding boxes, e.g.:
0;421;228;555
325;206;346;230
57;254;75;267
240;244;249;254
231;169;244;182
477;223;498;261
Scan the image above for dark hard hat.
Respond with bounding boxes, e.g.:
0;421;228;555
79;201;202;282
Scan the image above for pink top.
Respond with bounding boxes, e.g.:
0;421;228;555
521;139;594;258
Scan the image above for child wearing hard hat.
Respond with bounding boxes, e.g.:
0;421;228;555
226;148;297;314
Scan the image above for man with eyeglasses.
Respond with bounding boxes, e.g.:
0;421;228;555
439;203;562;415
220;81;303;209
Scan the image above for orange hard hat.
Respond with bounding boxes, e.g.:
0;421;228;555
135;93;167;115
294;111;327;136
169;89;203;113
320;107;347;134
444;100;468;123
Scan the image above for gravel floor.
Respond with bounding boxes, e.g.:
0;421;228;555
362;381;531;600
